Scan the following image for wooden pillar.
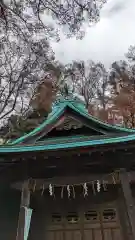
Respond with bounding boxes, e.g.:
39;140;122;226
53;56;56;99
119;169;135;240
118;187;130;240
16;181;30;240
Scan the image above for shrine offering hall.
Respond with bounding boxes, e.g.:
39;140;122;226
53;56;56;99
1;99;135;240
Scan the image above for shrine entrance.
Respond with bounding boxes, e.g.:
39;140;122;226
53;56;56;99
44;201;123;240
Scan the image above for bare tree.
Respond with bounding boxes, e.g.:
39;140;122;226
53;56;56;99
60;60;109;108
0;0;107;127
108;59;135;128
126;45;135;62
0;33;60;122
0;0;107;39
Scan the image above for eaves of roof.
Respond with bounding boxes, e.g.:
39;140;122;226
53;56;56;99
0;132;135;153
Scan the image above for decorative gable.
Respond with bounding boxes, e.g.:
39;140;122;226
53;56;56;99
55;115;83;130
11;100;135;145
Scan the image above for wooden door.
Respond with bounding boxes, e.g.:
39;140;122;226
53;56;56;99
45;202;123;240
83;208;122;240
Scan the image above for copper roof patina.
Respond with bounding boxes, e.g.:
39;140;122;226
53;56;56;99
0;99;135;153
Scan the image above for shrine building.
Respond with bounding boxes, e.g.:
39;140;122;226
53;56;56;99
0;99;135;240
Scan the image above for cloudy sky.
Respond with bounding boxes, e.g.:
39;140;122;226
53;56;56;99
51;0;135;68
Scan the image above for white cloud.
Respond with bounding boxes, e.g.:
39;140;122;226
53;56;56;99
51;0;135;68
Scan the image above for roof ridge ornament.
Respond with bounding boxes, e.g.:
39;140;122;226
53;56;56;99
54;83;86;107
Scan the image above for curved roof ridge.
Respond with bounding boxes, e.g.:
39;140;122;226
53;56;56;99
10;99;135;145
69;101;135;133
11;101;67;145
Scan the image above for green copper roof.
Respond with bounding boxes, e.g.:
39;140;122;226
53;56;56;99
0;132;135;153
10;99;135;145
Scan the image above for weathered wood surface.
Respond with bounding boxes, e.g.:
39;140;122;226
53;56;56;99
120;169;135;240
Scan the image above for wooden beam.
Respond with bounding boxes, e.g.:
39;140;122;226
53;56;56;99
119;169;135;240
16;181;30;240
